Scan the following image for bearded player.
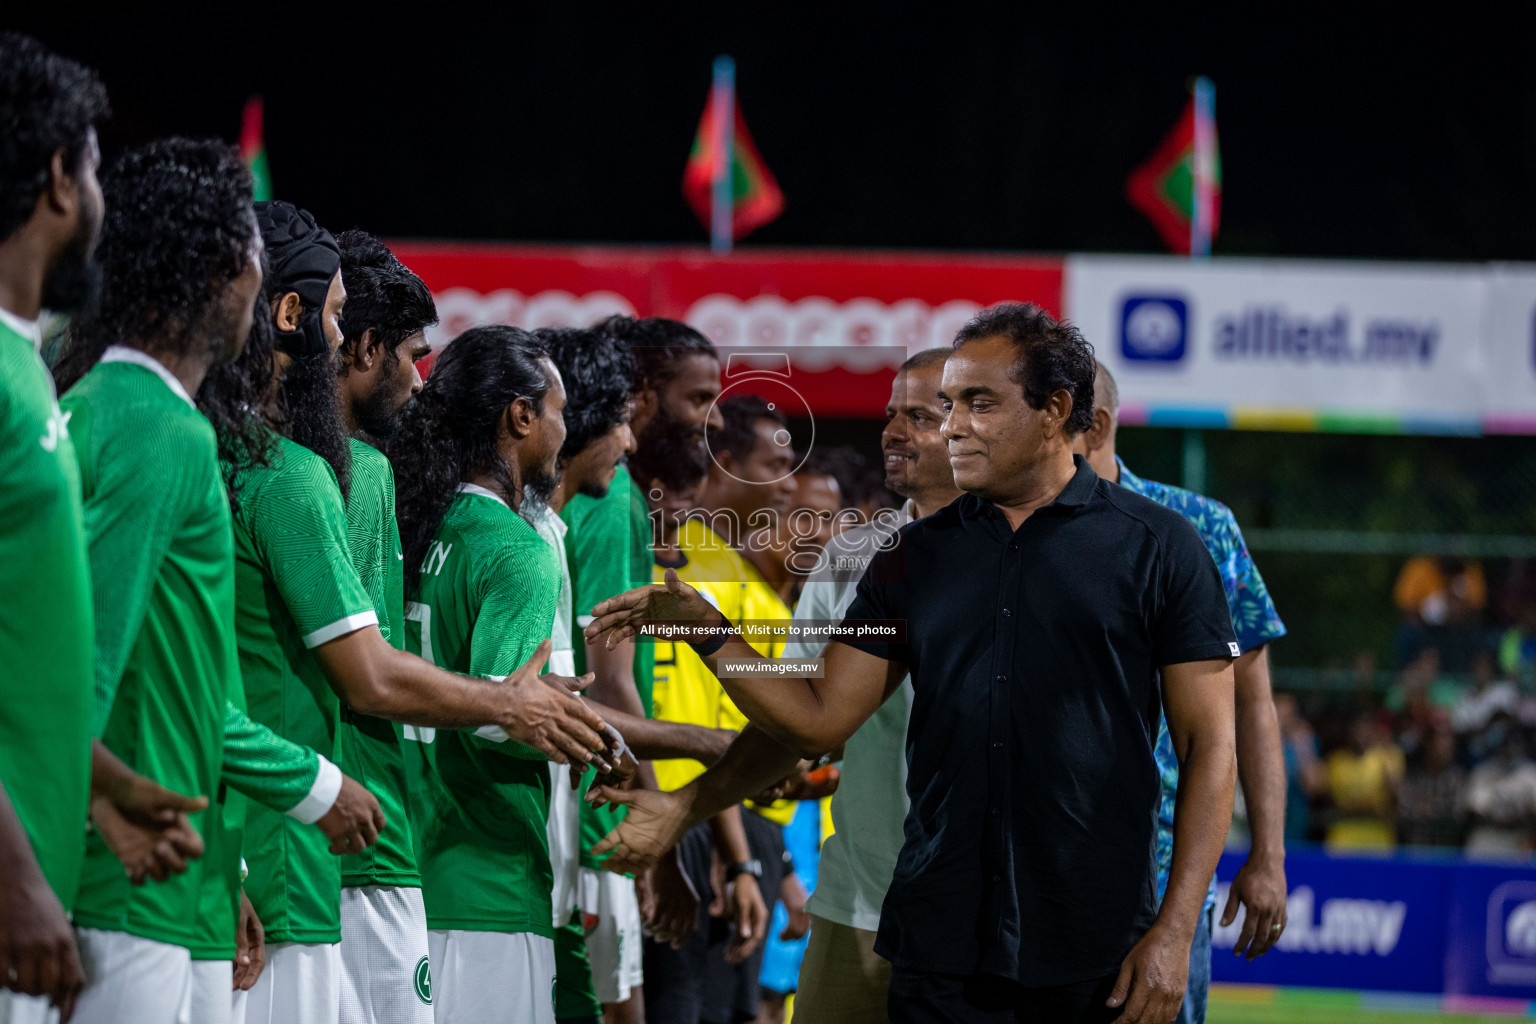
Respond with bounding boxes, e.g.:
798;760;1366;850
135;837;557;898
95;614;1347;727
237;206;609;1022
0;32;107;1024
390;326;620;1024
332;230;437;1024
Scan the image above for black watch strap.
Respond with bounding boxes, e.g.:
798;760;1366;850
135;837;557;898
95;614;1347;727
725;858;763;882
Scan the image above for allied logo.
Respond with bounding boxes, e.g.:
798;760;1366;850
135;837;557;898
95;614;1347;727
414;956;432;1005
1120;295;1189;363
1488;881;1536;983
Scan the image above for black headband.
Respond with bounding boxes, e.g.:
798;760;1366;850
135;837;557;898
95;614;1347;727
255;200;340;358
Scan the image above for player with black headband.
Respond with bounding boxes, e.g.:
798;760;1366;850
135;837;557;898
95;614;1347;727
236;203;612;1022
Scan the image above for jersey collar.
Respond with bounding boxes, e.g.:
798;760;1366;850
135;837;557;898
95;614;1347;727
0;305;42;351
101;345;195;408
457;481;510;509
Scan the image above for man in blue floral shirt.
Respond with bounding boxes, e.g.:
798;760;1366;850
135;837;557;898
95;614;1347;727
1075;363;1288;1024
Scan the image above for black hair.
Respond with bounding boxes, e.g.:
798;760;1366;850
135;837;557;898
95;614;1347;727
713;393;788;464
952;302;1096;437
54;138;257;391
336;229;437;372
630;417;710;495
388;325;553;590
0;33;109;242
798;445;863;499
594;315;716;391
900;347;949;373
196;249;280;511
534;325;634;466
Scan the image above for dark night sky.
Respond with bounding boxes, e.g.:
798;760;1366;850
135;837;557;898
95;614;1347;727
14;5;1536;260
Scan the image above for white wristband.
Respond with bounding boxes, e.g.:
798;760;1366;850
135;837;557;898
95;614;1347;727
286;755;343;824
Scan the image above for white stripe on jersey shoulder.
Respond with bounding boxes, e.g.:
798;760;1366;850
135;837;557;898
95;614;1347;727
457;482;509;508
302;610;379;649
101;345;195;407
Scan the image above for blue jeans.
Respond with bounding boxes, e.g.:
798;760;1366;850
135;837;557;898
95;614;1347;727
1176;906;1214;1024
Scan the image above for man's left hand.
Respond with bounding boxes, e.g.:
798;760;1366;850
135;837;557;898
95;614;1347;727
89;788;205;885
724;874;767;964
1106;922;1190;1024
1221;854;1287;959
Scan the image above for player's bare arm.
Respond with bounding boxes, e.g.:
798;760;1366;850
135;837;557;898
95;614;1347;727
0;779;82;1018
1108;657;1236;1024
314;631;609;765
1223;644;1289;958
584;569;904;755
87;740;207;884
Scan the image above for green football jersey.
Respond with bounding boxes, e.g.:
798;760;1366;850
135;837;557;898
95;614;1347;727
0;316;93;910
403;485;558;937
63;353;232;949
561;465;654;869
337;437;418;888
228;433;378;944
193;696;326;960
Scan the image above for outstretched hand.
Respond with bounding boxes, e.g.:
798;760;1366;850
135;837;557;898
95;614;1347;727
582;569;720;651
587;785;692;875
498;639;609;765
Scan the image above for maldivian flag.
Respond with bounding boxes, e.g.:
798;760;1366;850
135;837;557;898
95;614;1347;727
240;96;273;202
682;84;783;240
1126;89;1221;255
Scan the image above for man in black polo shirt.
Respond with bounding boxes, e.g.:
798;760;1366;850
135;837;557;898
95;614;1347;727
584;303;1239;1024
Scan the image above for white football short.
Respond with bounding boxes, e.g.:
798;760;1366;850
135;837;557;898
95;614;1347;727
547;763;582;927
242;940;340;1024
189;959;232;1024
578;868;644;1004
0;992;56;1024
71;927;191;1024
340;885;433;1024
427;929;555;1024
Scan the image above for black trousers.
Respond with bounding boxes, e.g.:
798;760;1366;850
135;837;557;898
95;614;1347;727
889;968;1124;1024
643;811;786;1024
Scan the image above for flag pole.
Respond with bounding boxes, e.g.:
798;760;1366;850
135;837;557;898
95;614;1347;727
1190;75;1215;259
710;56;736;255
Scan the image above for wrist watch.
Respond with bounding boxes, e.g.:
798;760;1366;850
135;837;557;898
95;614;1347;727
725;859;764;882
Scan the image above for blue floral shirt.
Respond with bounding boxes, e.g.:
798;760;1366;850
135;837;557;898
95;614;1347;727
1116;458;1286;911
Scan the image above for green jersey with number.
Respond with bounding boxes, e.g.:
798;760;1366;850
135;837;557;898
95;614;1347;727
561;465;654;869
228;433;378;943
63;354;232;949
0;318;92;910
337;437;418;888
404;486;558;937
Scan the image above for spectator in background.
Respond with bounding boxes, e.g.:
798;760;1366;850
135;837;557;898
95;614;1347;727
1452;650;1519;735
1397;718;1468;848
1275;695;1327;846
1465;723;1536;857
1498;600;1536;690
1324;712;1405;850
1394;555;1487;669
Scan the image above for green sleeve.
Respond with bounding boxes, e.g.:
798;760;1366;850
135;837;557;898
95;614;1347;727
469;537;559;760
253;451;377;647
73;410;199;737
221;700;320;812
565;490;637;617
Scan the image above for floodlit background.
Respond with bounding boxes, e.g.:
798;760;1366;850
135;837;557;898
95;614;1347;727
19;6;1536;1020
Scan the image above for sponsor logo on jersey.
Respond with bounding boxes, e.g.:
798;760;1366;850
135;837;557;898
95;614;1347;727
1120;295;1189;363
39;408;71;452
414;955;432;1004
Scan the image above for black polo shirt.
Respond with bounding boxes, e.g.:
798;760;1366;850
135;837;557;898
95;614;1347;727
839;455;1236;986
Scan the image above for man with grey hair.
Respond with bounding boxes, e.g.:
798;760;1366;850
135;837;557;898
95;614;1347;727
1073;360;1289;1024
